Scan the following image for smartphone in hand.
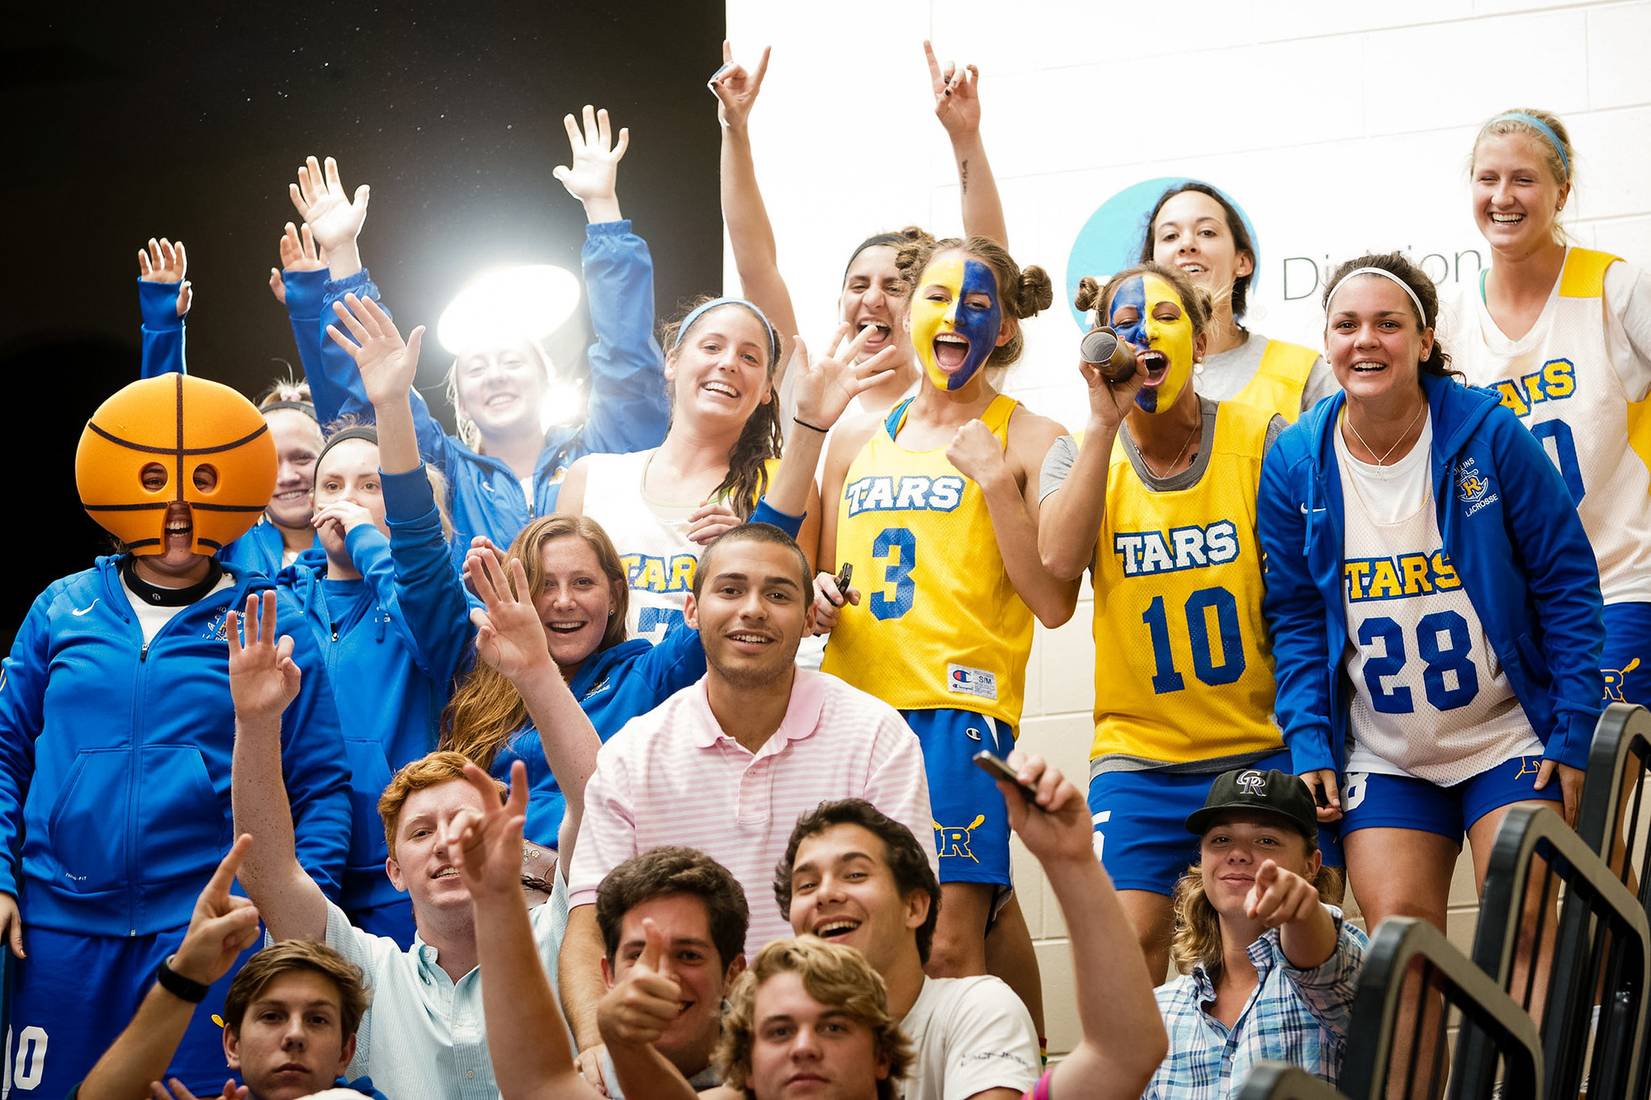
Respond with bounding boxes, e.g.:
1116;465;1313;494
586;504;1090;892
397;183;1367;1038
972;751;1040;803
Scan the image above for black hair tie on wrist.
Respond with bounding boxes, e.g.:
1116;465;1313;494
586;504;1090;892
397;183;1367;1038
792;416;830;434
156;956;210;1003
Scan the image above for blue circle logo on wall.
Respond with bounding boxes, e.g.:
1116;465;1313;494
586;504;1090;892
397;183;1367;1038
1065;177;1259;329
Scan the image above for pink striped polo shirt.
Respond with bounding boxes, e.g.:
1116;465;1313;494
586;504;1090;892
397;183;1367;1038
566;668;936;955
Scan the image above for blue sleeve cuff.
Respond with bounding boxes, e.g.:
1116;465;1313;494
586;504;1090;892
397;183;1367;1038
750;498;806;538
585;219;634;240
1288;729;1336;776
137;279;183;331
380;466;438;521
282;268;329;319
324;267;381;300
343;523;392;561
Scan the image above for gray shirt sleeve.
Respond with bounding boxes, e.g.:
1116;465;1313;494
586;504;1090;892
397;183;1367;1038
1301;354;1340;412
1039;433;1080;502
1264;414;1288;456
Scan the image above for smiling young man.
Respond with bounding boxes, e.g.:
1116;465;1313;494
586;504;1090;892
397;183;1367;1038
779;800;1040;1100
592;848;750;1096
559;523;934;1080
1147;769;1367;1099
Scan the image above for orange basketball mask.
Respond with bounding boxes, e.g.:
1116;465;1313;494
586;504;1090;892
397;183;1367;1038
76;374;276;556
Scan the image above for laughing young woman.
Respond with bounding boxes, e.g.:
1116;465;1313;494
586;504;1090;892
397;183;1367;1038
1443;108;1651;709
1038;261;1299;981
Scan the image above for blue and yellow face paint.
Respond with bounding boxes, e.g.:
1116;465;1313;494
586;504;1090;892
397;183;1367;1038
1108;272;1195;414
910;253;1003;392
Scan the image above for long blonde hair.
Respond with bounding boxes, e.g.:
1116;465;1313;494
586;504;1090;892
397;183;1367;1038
441;515;629;770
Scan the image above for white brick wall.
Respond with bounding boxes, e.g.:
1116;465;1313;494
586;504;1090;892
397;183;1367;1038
726;0;1651;1057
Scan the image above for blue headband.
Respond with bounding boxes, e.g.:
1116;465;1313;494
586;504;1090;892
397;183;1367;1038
672;297;781;367
1490;112;1570;177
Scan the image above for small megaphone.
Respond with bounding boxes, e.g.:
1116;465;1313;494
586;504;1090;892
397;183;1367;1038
1079;327;1137;383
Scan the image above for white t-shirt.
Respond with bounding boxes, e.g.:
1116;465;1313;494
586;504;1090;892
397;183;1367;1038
1335;415;1540;784
1195;331;1340;412
899;975;1040;1100
119;571;233;644
580;448;703;643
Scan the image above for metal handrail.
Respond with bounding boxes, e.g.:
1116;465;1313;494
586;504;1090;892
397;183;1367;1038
1235;1063;1352;1100
1341;917;1542;1099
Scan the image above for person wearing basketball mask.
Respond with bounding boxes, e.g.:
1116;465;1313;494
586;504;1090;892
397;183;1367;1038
0;373;350;1096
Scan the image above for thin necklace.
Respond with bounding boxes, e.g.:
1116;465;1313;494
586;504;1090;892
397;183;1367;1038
1127;416;1200;480
1343;401;1426;468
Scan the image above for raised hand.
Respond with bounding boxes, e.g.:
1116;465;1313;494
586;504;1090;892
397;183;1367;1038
227;591;302;723
788;325;902;434
441;759;530;902
289;156;369;264
597;919;684;1047
997;751;1094;865
325;292;425;408
464;550;556;684
150;1078;247;1100
946;418;1009;488
708;39;770;131
684;502;742;547
170;835;262;986
1244;860;1322;929
269;222;327;305
924;40;981;141
553;105;628;223
138;237;192;318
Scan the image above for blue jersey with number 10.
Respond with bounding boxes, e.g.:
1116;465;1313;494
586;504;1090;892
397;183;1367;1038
823;394;1031;726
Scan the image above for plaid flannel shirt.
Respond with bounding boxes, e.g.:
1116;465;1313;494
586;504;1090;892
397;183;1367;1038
1144;906;1367;1100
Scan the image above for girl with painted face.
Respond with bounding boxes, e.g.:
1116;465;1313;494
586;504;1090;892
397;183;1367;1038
710;40;1008;428
1140;182;1338;422
1038;262;1301;981
556;295;817;643
1442;109;1651;710
293;110;672;562
136;234;326;574
1257;253;1603;946
812;235;1072;984
0;373;350;1096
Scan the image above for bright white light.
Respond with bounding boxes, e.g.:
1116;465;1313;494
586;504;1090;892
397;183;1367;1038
541;377;586;427
437;264;582;354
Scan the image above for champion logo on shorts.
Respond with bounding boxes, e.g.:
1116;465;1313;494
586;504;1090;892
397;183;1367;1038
947;664;998;701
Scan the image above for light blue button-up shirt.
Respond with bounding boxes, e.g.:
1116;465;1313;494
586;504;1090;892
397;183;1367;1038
324;879;568;1100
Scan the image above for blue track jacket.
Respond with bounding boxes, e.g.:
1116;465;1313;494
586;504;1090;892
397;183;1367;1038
278;467;476;913
314;222;672;560
1257;373;1605;778
0;561;350;936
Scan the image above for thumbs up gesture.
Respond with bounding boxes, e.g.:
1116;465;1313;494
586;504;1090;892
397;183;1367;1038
597;918;687;1048
1243;859;1320;929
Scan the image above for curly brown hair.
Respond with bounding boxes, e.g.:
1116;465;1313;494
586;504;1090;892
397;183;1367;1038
223;940;370;1042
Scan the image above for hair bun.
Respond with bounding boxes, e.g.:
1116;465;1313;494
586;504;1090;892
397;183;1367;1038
1073;275;1102;314
1017;266;1054;318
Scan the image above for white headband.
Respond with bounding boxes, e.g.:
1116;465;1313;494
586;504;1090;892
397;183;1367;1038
1325;267;1428;326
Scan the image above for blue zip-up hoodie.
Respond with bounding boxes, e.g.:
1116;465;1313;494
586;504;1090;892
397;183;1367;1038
493;622;708;844
277;467;477;912
139;274;326;570
313;222;671;561
0;561;351;936
1257;373;1605;777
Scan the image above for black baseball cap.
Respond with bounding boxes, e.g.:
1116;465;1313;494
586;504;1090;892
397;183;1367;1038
1185;768;1318;843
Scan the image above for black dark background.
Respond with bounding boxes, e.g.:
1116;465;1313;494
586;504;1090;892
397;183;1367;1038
1;3;725;639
